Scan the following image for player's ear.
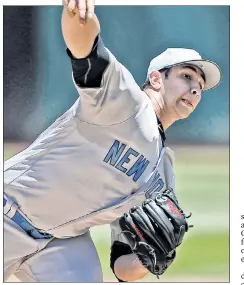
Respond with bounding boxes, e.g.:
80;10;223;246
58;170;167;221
148;71;163;91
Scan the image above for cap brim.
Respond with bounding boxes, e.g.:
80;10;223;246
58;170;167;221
183;59;222;91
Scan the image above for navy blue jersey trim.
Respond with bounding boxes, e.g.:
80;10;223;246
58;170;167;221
157;117;166;146
66;35;110;88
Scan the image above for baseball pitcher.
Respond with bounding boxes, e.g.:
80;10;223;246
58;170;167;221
3;1;222;282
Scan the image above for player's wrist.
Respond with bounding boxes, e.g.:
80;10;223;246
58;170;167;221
114;253;148;282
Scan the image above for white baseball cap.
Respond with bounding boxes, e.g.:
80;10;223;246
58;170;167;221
147;48;222;91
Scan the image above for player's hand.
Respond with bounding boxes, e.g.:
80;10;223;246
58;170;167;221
119;188;193;277
63;0;95;25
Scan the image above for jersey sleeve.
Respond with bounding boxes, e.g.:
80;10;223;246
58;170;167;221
66;35;147;126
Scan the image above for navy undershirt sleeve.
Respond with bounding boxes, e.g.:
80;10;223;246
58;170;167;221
66;35;110;88
110;241;133;282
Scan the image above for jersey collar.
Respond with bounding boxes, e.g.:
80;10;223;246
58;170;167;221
157;117;166;146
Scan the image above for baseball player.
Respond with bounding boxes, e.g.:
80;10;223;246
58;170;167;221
4;1;222;282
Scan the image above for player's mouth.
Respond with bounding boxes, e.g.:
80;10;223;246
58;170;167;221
180;98;194;108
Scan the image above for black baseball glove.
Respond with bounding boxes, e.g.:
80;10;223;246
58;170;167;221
119;188;192;278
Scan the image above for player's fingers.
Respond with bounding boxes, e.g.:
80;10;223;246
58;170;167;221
78;0;87;25
62;0;69;6
86;0;95;20
63;0;76;17
67;0;77;12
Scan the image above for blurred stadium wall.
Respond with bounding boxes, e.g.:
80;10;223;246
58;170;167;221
4;6;229;144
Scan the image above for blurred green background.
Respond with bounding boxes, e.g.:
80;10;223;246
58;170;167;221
4;144;229;282
4;5;229;283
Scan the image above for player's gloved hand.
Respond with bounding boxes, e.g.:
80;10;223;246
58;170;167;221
63;0;95;25
119;188;193;278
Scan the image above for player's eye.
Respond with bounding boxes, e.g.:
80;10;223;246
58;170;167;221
183;74;192;80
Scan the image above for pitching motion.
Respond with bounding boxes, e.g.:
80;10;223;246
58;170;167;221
4;0;221;282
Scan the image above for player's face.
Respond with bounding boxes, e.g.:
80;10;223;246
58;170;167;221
161;64;205;119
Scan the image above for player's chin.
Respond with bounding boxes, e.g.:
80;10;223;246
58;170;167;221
174;106;193;120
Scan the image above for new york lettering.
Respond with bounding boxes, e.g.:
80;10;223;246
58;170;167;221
103;140;164;193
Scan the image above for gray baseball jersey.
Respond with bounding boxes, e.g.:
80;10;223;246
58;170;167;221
4;35;175;281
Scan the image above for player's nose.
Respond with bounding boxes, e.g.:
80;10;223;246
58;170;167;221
190;85;201;99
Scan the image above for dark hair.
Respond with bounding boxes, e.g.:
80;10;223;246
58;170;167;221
141;67;171;90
